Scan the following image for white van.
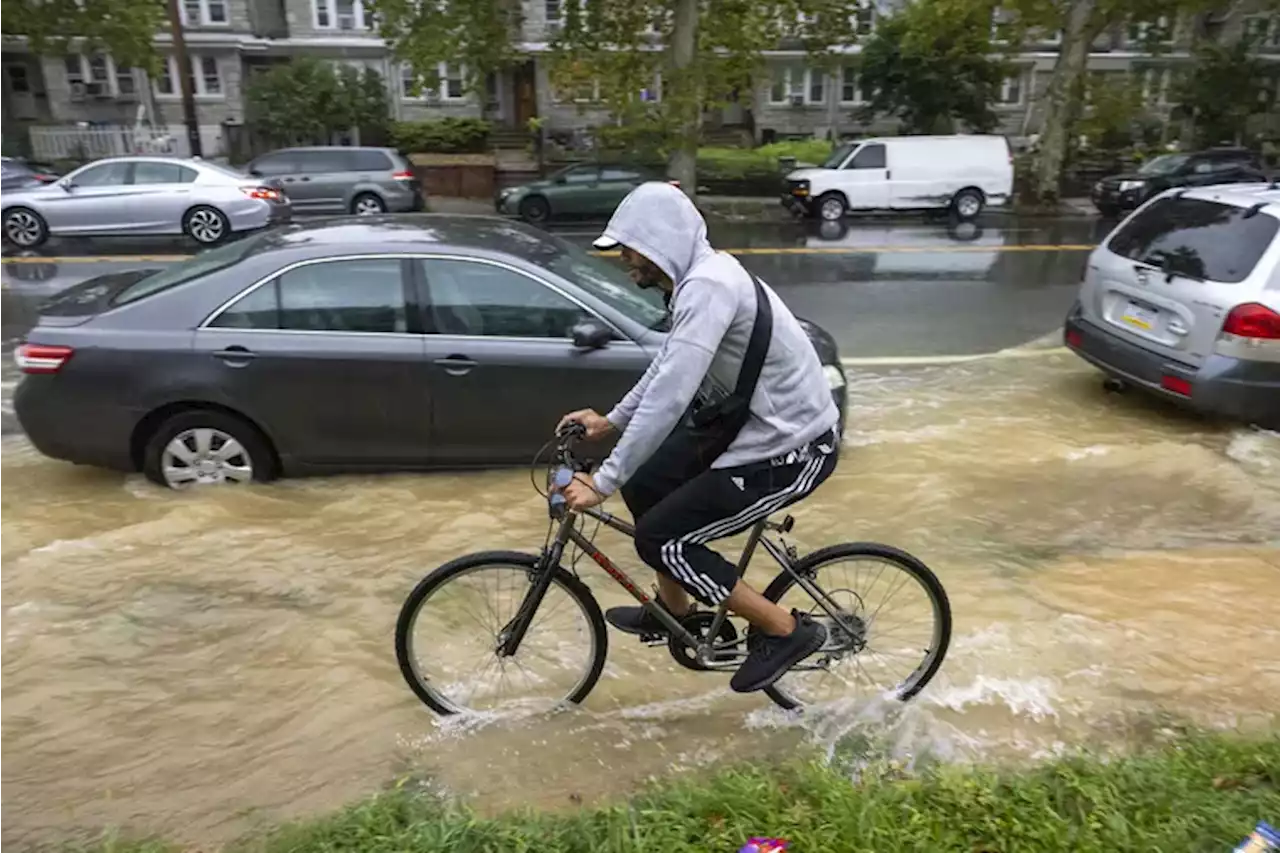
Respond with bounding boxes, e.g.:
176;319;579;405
781;134;1015;222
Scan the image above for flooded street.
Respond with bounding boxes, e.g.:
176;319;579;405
4;351;1279;848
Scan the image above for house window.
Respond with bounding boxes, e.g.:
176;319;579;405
853;1;875;36
1137;68;1169;105
6;64;32;94
1128;16;1172;45
64;56;85;86
115;63;136;95
401;62;468;101
1243;15;1280;47
998;72;1023;105
155;55;223;98
840;66;866;104
183;0;228;25
86;54;110;84
545;0;560;22
770;66;824;106
314;0;364;30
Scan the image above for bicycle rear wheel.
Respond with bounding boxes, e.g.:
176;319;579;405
758;543;951;711
395;551;608;716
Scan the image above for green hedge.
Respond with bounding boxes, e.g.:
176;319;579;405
390;118;492;154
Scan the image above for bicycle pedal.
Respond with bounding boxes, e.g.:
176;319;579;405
639;633;666;646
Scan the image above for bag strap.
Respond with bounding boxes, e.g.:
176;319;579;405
733;275;774;400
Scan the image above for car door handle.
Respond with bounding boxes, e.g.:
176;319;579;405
299;176;311;182
434;355;477;375
213;346;257;366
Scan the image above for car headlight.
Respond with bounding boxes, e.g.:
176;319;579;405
823;364;846;390
1119;180;1146;193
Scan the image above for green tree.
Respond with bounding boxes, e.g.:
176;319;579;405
366;0;523;96
1076;73;1146;151
0;0;166;71
1172;36;1274;148
549;0;860;193
855;0;1011;135
245;58;389;148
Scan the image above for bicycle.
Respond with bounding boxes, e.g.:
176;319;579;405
395;424;952;716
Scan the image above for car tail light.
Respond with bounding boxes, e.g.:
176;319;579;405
1160;374;1192;397
392;170;416;181
667;179;681;188
15;343;74;374
241;185;283;201
1065;328;1083;348
1221;302;1280;340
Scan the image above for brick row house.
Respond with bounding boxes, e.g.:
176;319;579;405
2;0;1277;158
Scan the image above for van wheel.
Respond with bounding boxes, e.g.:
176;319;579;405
950;188;984;221
816;192;847;222
351;192;386;215
142;410;276;490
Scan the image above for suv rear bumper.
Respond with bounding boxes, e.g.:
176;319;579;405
1064;302;1280;427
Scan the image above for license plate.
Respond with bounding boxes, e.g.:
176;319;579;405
1121;301;1159;331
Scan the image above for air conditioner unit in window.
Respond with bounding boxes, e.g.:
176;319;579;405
69;82;87;101
86;81;110;98
337;14;356;29
789;93;804;106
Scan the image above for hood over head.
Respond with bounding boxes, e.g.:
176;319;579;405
592;182;714;286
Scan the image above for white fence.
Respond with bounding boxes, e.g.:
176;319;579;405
27;125;225;162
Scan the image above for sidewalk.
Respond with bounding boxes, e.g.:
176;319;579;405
426;195;1098;222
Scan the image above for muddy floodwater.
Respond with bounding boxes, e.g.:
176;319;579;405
3;353;1279;848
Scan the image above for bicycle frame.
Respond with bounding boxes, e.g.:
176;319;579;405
499;504;861;670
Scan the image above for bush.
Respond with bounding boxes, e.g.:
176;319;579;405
391;118;493;154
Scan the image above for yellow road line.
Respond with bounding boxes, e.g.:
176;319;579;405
0;243;1096;265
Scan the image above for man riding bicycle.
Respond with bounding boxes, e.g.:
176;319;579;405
559;182;841;693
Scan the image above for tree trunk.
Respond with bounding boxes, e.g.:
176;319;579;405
666;0;699;199
1028;0;1096;205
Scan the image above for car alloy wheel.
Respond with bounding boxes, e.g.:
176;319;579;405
4;210;45;247
187;208;226;244
353;194;385;215
161;427;254;488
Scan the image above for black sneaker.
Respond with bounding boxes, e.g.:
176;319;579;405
729;610;827;693
605;599;688;636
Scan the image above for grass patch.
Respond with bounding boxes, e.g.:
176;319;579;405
68;731;1278;852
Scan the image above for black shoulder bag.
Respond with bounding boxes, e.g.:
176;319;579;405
687;275;773;465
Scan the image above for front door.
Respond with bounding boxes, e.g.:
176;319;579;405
836;142;890;210
514;61;537;127
41;160;137;234
414;256;650;464
193;256;433;467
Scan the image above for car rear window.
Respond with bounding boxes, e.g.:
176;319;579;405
349;149;393;171
1106;195;1278;283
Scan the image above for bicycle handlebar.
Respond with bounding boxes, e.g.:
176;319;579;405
547;422;590;518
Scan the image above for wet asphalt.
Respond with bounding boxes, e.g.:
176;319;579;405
1;214;1110;435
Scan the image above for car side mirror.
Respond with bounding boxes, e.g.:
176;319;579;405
571;318;613;350
58;179;76;192
248;167;262;177
554;174;567;184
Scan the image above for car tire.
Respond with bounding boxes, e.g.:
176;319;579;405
950;188;985;221
142;409;277;490
351;192;386;216
3;207;49;249
183;205;230;246
519;195;551;223
815;192;847;222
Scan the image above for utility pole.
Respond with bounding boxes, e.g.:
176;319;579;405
165;0;203;158
667;0;699;198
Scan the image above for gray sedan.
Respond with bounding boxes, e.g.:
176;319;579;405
1;155;292;249
13;216;848;489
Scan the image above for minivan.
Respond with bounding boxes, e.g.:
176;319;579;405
1064;183;1280;428
245;146;424;216
782;134;1014;222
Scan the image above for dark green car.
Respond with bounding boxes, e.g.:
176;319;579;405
495;163;669;223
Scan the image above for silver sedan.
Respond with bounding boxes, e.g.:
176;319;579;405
1;156;292;249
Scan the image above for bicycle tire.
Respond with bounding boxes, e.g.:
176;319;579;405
395;550;609;716
758;542;951;711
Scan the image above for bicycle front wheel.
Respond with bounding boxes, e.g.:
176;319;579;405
760;543;951;711
395;551;608;716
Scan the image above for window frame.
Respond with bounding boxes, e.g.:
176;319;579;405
839;66;866;105
412;255;627;341
769;65;826;106
154;53;224;99
998;71;1025;106
313;0;366;30
200;255;421;337
64;53;137;97
181;0;229;27
400;61;468;102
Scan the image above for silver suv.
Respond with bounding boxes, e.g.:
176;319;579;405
245;146;424;216
1064;182;1280;428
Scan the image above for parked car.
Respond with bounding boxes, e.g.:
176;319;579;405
13;215;848;489
782;134;1015;222
1;156;291;249
1064;183;1280;429
1090;148;1267;217
244;146;424;216
496;164;672;223
1;156;60;192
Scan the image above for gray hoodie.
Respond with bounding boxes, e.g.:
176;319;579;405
592;183;840;497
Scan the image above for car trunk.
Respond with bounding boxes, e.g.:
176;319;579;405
32;268;162;327
1081;195;1278;369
